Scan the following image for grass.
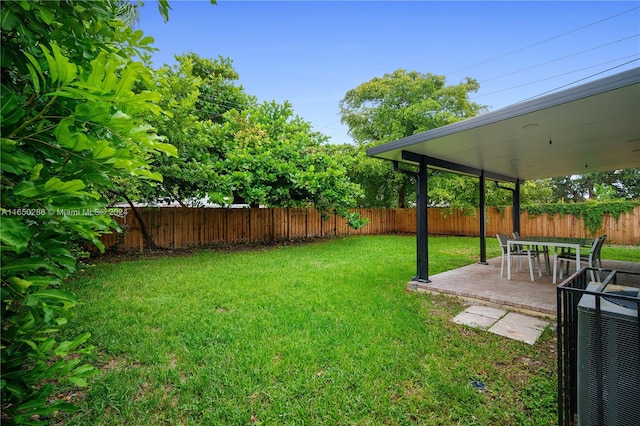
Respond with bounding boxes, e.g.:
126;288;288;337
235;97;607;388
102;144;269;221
601;244;640;261
56;235;635;425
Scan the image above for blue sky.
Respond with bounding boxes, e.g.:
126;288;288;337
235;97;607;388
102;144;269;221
138;1;640;144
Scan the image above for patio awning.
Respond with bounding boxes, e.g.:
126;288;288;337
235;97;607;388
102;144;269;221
366;67;640;283
367;67;640;182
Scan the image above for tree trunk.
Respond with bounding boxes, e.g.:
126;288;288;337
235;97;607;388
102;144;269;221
398;184;406;209
122;194;158;250
166;187;187;208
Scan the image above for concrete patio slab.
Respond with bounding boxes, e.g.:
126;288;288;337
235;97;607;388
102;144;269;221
411;256;558;316
428;258;638;344
410;257;639;318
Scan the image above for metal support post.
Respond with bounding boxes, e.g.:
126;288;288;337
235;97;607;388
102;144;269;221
415;157;429;282
393;157;429;283
514;179;521;235
479;170;488;264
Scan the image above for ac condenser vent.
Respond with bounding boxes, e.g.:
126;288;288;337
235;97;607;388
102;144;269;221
577;283;639;426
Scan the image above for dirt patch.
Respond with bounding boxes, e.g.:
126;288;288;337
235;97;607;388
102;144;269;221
100;355;141;372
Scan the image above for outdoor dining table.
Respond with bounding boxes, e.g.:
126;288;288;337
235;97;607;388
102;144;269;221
507;236;594;284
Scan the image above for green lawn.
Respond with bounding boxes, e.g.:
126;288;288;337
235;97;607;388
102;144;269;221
57;235;589;425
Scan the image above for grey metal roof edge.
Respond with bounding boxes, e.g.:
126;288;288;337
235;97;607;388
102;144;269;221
367;67;640;157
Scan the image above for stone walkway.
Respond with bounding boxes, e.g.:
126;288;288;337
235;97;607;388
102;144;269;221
452;305;549;345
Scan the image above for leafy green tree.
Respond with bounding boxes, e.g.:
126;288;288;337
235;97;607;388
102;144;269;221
187;53;248;124
0;1;180;422
331;144;403;208
107;53;240;248
339;69;486;208
340;69;486;143
489;179;555;206
131;53;247;208
609;169;640;199
215;101;364;224
133;52;365;231
552;169;640;202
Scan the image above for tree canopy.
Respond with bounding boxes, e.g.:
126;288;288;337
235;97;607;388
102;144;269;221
137;53;365;229
339;70;486;208
551;169;640;202
128;52;246;208
340;70;486;145
216;101;363;222
1;0;179;421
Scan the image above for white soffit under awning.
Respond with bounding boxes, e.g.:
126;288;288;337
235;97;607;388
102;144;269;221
367;67;640;181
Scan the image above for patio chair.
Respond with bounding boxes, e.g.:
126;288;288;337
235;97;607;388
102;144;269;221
557;235;607;282
513;231;548;274
497;233;537;280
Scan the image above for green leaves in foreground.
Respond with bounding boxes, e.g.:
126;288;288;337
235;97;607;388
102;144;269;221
1;1;177;423
2;331;96;424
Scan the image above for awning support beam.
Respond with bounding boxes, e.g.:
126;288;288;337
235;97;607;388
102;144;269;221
400;151;517;183
393;154;430;282
479;170;488;264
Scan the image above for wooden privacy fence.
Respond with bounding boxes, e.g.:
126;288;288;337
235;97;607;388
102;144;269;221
394;206;640;245
100;205;640;252
101;208;394;251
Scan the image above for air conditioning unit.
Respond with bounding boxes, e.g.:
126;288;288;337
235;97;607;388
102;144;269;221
577;282;640;426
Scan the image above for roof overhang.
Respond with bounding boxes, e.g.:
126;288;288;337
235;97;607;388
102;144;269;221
367;67;640;182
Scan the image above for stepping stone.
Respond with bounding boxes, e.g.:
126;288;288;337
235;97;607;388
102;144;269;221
499;312;548;331
488;312;549;345
452;306;506;330
464;305;507;319
452;306;549;345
